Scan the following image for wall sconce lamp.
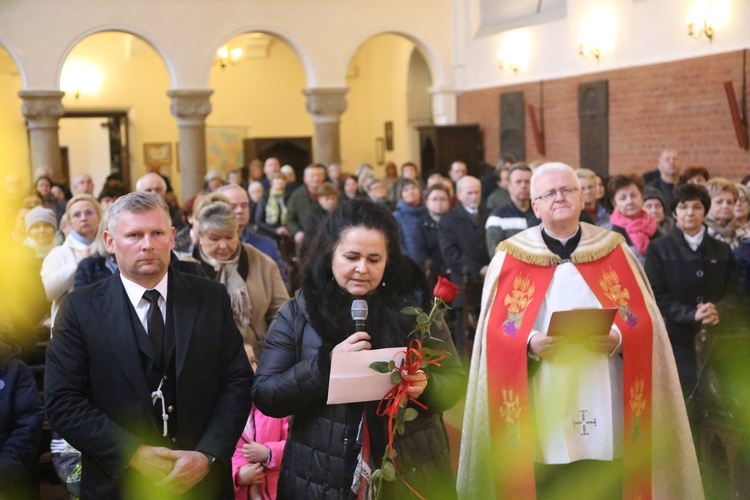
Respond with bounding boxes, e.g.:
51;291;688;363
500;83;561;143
60;61;103;99
498;59;519;73
579;45;601;61
216;45;243;68
687;1;717;41
687;18;714;40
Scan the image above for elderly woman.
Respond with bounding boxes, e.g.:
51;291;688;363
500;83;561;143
704;177;750;249
252;200;465;499
608;174;661;264
643;187;675;234
645;184;735;397
185;195;288;355
41;194;101;325
576;168;610;228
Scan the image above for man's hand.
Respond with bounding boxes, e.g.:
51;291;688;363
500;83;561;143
128;445;175;482
294;231;305;244
237;463;265;486
242;441;271;463
695;302;719;325
529;332;566;359
156;450;210;494
583;328;621;354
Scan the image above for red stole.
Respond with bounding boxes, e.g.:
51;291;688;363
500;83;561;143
486;246;653;499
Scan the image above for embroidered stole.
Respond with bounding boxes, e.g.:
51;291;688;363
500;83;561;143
486;247;653;499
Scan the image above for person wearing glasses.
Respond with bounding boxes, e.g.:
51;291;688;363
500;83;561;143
41;193;102;326
459;162;700;499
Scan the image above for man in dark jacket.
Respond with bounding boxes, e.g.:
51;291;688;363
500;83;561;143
0;338;44;498
439;176;489;355
45;192;253;499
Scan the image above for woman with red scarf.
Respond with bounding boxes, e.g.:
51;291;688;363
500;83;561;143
608;174;664;265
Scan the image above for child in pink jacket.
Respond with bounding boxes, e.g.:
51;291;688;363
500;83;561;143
232;346;289;500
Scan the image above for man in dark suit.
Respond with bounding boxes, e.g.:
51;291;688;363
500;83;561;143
45;192;253;499
438;175;490;356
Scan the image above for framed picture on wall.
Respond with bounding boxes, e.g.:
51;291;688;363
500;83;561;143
384;122;394;151
143;142;172;168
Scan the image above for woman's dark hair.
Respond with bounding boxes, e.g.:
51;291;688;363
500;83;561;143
671;183;711;215
302;199;406;294
678;166;710;186
301;199;430;349
607;174;645;202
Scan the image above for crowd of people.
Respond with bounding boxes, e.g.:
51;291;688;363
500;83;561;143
0;149;748;499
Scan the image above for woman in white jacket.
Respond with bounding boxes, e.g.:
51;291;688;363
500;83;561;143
41;194;101;326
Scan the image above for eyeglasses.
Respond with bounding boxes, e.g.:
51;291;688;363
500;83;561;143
71;209;96;219
533;187;580;203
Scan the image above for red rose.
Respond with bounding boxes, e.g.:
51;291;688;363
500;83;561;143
433;276;460;303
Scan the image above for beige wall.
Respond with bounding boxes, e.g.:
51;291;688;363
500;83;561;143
0;48;29;188
208;34;311;138
342;34;417;176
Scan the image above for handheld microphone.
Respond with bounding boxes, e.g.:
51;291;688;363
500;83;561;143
351;300;368;333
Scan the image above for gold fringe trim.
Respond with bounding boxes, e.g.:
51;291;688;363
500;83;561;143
497;227;626;267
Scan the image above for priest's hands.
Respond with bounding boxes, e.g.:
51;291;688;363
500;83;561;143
583;328;621;355
529;332;567;359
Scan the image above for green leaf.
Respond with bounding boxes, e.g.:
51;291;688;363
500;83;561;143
369;361;390;373
404;408;418;422
382;461;396;481
371;469;381;482
401;306;422;315
390;371;403;385
416;312;429;325
388;360;396;371
396;419;405;435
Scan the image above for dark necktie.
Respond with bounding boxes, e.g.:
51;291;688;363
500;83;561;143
143;289;164;367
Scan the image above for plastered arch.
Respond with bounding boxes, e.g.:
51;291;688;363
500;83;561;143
0;36;27;87
342;30;444;89
202;26;314;87
56;24;175;89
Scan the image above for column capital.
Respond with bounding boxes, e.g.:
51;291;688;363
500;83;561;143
303;87;348;119
167;89;213;125
19;90;66;123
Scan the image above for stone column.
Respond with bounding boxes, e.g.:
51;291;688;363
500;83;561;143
19;90;66;179
303;88;348;166
429;86;457;125
167;89;213;198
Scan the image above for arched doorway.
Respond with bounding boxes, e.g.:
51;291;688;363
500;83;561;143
60;31;174;196
342;34;433;175
209;32;311;182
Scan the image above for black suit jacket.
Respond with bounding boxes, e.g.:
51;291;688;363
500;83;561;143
439;205;490;279
45;266;253;499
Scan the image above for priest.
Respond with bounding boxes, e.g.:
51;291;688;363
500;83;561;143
458;163;701;499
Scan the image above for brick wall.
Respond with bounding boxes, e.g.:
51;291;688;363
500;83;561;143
457;50;750;181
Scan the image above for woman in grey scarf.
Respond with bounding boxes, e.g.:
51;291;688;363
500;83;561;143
184;194;289;357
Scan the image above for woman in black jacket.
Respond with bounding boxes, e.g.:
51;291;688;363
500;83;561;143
252;200;465;499
644;184;736;398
